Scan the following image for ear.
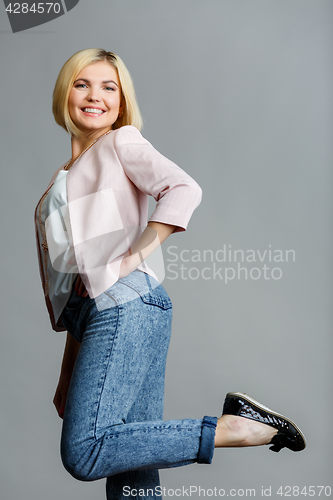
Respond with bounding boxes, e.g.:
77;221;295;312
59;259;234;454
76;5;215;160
119;98;125;115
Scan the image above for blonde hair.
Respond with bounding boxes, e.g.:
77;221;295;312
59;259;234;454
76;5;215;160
52;48;143;137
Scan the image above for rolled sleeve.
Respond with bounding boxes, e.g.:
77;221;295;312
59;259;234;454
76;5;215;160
114;126;202;232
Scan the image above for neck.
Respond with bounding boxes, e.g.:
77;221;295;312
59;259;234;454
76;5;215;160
70;128;111;163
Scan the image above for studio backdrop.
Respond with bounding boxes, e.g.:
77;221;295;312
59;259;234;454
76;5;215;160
0;1;332;499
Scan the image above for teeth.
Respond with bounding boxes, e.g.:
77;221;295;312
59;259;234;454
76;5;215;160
82;108;104;114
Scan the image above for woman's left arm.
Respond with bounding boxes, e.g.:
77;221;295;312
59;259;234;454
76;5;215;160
113;127;202;279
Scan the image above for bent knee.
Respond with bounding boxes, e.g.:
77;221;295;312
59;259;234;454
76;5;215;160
60;448;90;481
61;439;101;481
61;434;120;481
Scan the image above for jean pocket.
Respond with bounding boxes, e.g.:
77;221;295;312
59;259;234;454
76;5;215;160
139;285;173;310
102;272;173;310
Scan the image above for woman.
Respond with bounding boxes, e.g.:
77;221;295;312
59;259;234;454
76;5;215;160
35;49;306;499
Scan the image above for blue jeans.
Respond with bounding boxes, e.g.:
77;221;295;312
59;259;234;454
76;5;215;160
60;270;217;499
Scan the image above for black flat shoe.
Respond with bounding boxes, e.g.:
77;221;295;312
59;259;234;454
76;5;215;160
222;392;306;452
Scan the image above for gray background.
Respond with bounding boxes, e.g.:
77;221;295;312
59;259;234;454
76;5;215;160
0;1;332;499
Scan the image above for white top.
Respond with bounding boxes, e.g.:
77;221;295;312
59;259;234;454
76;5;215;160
38;170;78;323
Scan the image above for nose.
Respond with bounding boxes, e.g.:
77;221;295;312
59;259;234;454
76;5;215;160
87;86;101;101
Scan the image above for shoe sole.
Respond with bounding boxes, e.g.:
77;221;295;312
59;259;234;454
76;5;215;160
226;392;306;451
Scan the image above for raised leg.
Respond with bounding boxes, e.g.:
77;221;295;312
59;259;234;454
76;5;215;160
60;278;216;484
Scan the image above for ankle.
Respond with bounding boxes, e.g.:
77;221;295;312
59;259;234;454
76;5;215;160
214;415;278;448
214;415;245;447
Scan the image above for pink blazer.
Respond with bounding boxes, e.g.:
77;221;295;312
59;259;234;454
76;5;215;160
35;126;202;331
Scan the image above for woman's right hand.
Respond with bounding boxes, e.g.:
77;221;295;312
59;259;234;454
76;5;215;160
75;274;88;297
54;332;81;419
53;372;72;419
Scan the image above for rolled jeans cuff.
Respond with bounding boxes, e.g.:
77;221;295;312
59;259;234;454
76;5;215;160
197;415;218;464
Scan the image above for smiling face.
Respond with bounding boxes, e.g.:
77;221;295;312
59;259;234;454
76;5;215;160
68;60;123;137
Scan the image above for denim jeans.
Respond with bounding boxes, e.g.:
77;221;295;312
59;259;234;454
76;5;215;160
60;270;217;499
